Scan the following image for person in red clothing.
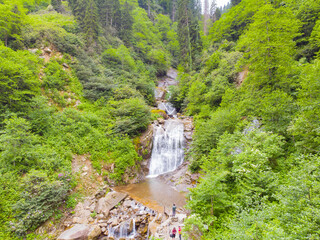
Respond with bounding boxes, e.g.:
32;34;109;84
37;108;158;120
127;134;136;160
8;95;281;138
178;226;182;240
171;227;177;239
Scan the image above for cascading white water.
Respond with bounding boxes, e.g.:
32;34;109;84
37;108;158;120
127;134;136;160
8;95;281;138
158;102;177;117
107;219;136;239
148;119;184;177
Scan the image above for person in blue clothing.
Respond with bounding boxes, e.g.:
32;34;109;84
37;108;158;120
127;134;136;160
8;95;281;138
172;203;176;217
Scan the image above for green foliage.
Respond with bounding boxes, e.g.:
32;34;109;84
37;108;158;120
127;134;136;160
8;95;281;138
108;137;141;182
0;0;180;238
102;45;137;71
65;192;81;209
0;46;40;112
111;98;151;136
237;3;301;86
131;7;170;75
43;60;69;90
181;1;320;239
288;60;320;153
11;170;72;236
22;13;82;54
208;0;264;43
310;19;320;56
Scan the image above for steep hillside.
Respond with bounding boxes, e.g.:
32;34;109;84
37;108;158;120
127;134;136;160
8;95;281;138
171;0;320;239
0;0;182;238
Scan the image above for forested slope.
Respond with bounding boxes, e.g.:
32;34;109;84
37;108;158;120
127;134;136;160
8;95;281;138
170;0;320;239
0;0;184;238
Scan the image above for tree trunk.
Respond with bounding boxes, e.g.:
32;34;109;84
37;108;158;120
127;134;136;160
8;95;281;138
204;0;209;35
147;0;151;17
172;0;176;22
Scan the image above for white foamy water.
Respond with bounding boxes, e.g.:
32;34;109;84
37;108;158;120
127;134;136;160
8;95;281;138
158;102;177;117
148;119;184;177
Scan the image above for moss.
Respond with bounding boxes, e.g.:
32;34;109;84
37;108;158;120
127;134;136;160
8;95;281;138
151;109;166;115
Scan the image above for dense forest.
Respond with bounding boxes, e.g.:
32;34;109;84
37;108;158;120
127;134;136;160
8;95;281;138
178;0;320;239
0;0;182;238
0;0;320;239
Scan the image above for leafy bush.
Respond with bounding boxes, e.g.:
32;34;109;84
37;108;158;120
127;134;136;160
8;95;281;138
11;170;72;236
0;46;40;112
112;98;151;136
43;61;69;90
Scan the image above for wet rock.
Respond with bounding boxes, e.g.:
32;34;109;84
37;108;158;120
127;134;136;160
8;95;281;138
184;132;193;141
136;210;148;216
135;216;142;226
183;120;194;132
99;222;108;228
110;218;119;227
129;219;134;232
57;224;101;240
88;225;101;239
167;68;178;80
155;213;163;224
171;217;179;222
158;118;165;124
155;87;166;100
138;224;148;235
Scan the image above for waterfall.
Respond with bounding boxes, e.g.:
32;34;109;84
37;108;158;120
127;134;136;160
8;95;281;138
107;219;136;239
148;119;184;177
158;102;177;117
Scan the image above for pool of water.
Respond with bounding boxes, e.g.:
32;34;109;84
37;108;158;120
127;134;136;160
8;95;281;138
114;177;186;214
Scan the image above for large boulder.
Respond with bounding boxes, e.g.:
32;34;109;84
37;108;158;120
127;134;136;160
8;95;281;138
95;191;128;216
57;224;101;240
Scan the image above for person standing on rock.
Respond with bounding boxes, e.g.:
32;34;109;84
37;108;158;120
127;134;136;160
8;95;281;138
171;227;177;239
172;203;176;217
178;226;182;240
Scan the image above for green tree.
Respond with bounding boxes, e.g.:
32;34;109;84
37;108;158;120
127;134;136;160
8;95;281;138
0;3;23;47
119;1;133;44
237;4;301;87
288;60;320;153
51;0;62;12
83;0;99;44
97;0;121;30
0;46;40;112
177;0;192;70
0;117;39;171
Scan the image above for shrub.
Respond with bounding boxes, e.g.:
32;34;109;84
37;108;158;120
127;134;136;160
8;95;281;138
11;170;72;236
112;98;151;136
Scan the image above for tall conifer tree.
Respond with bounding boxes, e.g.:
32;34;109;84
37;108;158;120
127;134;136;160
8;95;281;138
83;0;99;45
177;0;192;70
119;1;133;45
